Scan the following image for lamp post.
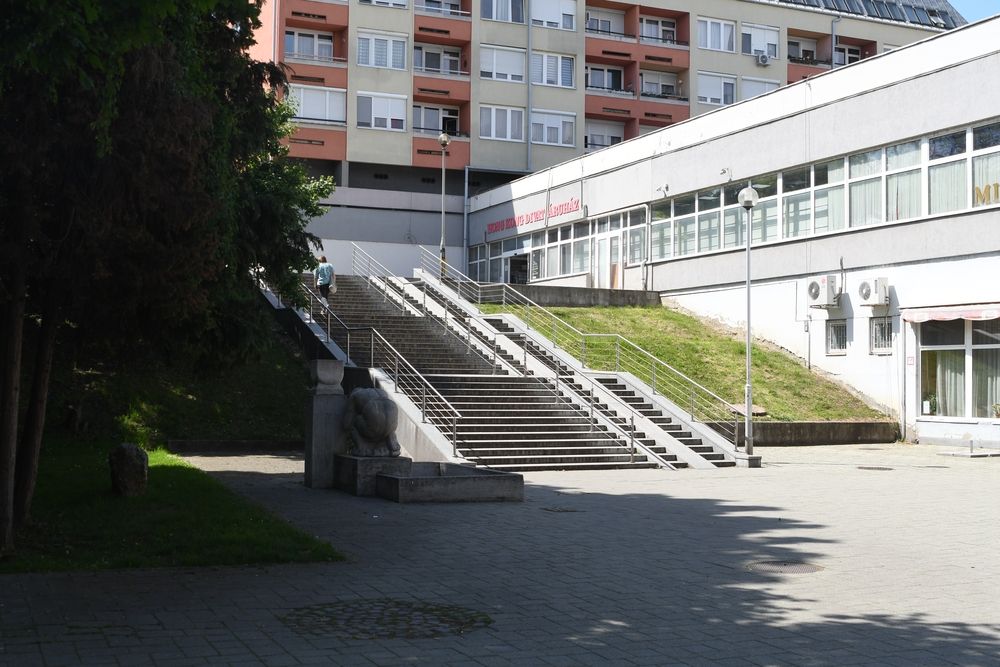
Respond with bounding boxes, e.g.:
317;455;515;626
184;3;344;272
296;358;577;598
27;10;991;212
438;132;451;279
737;186;759;457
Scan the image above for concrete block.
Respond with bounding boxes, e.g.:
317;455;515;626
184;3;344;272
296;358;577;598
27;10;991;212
334;454;412;496
375;462;524;503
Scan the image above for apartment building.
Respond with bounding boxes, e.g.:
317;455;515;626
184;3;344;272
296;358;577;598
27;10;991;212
250;0;963;273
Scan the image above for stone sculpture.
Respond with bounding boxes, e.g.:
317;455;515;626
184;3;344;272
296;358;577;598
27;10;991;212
109;443;149;496
343;387;400;457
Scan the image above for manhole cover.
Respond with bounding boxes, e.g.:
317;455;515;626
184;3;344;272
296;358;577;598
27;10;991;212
857;466;894;471
746;560;823;574
541;506;581;513
279;599;492;639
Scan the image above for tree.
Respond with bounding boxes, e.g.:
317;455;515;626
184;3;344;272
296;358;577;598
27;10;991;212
0;0;333;554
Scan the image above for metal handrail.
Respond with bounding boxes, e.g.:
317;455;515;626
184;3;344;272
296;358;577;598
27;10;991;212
296;280;463;455
417;245;745;448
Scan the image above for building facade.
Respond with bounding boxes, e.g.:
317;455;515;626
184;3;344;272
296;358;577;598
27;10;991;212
465;16;1000;447
251;0;961;274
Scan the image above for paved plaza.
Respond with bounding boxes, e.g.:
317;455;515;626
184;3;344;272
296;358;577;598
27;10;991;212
1;443;999;666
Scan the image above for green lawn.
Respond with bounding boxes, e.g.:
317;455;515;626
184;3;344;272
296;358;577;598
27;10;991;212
481;304;886;422
2;321;341;573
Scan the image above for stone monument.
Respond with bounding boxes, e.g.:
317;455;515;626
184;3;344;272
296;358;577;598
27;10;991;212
334;387;411;496
304;359;346;488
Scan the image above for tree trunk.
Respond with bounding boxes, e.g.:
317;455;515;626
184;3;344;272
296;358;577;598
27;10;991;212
0;264;27;556
14;277;60;526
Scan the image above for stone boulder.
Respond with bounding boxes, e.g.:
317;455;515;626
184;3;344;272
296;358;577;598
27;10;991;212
109;443;149;497
343;387;400;458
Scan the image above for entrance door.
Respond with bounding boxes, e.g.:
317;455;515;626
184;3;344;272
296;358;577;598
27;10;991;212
609;236;620;289
595;238;610;289
508;254;529;284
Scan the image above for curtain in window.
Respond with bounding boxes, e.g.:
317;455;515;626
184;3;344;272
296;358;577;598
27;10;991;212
479;107;492;137
933;349;966;417
495;0;509;21
850;178;882;227
783;191;811;237
560;57;574;87
973;153;1000;206
886;169;920;221
358;37;370;65
510;110;523;140
373;38;388;67
511;0;524;22
561;120;573;145
929;160;965;214
973;349;1000;417
814;185;844;233
530;54;543;83
392;41;405;69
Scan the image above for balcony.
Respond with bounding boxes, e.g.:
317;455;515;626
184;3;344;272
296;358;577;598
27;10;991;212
285;53;349;89
787;56;831;83
412;134;470;169
413;72;470;104
284;0;349;31
414;5;472;46
287;122;347;161
585;28;689;71
585;92;688;128
585;84;635;100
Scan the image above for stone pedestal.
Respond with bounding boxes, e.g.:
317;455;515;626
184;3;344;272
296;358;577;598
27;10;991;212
304;360;346;489
334;454;412;496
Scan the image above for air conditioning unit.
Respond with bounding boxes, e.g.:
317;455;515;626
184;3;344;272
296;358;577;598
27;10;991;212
755;53;771;66
806;275;839;308
858;277;889;307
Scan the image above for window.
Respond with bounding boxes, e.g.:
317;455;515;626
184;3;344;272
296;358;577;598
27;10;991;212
482;0;524;23
531;110;575;146
288;85;347;123
826;320;848;355
285;30;335;62
414;44;460;74
697;17;735;52
360;0;407;7
531;0;575;29
741;77;778;101
640;17;675;43
358;33;407;70
640;70;677;97
870;317;892;355
531;52;574;88
585;120;623;151
849;149;883;227
788;37;818;61
697;72;735;105
586;66;624;92
480;46;525;82
412;104;459;135
585;8;623;35
357;93;406;131
885;140;921;222
480;104;524;141
833;44;861;65
741;23;779;58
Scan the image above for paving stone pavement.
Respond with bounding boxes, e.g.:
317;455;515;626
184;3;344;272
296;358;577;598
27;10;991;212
2;443;999;666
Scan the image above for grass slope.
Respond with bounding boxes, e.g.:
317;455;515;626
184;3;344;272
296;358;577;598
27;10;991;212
483;304;886;422
1;321;340;573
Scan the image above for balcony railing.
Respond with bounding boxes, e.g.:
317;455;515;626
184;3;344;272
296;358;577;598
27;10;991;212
414;3;471;17
639;34;689;47
585;84;635;98
788;55;833;66
413;126;469;138
584;138;622;150
639;91;688;103
292;115;348;126
413;65;470;77
286;52;348;64
585;26;637;40
359;0;408;8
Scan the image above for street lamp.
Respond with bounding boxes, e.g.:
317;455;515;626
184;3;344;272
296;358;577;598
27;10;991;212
438;132;451;279
737;185;759;457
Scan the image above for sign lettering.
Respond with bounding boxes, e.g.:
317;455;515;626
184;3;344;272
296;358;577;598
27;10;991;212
486;197;582;235
974;182;1000;206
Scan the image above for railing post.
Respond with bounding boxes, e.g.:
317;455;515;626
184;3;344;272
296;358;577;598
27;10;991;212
326;310;330;343
492;338;498;371
615;339;621;372
651;359;657;394
422;384;427;422
347;331;351;361
394;356;399;391
422;281;427;314
522;335;527;371
370;331;375;367
502;287;506;307
581;337;587;367
452;416;458;457
629;414;635;463
689;389;695;420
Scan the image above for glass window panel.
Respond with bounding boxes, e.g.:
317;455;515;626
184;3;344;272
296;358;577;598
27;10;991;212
973;320;1000;346
815;158;844;186
973;153;1000;207
651;201;671;221
546;246;559;275
628;228;644;263
674;216;695;255
560;225;572;241
630;207;646;226
922;320;964;346
850;149;882;178
573;239;589;272
697;211;720;251
698;187;721;211
783;191;811;238
783;167;810;192
973;122;1000;151
723;208;744;248
547;229;558;243
751;199;777;242
972;349;1000;418
814;185;845;233
497;109;508;138
650;222;671;260
673;194;696;216
559;243;572;273
752;173;777;199
318;36;333;59
886;140;920;171
300;33;314;55
510;110;523;140
573;221;589;238
850;177;882;227
886;169;921;221
920;349;965;416
723;182;745;206
827;320;847;354
490;257;502;281
930;131;966;160
929;160;966;214
357;95;373;126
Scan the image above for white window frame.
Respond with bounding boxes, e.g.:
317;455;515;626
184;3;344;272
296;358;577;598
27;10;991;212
834;44;861;66
639;16;676;44
357;92;407;131
585;8;624;35
530;51;575;88
288;84;347;124
531;0;575;30
360;0;408;8
357;32;407;70
412;104;460;135
870;317;893;355
826;319;848;356
640;70;678;97
584;120;624;151
480;104;524;142
741;22;779;58
481;0;525;24
741;76;779;101
788;37;818;61
697;71;735;106
414;44;461;75
285;30;336;63
697;17;736;53
480;45;525;82
531;109;575;147
585;65;625;93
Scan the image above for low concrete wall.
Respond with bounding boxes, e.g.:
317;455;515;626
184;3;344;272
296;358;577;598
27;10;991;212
508;284;660;307
751;421;900;446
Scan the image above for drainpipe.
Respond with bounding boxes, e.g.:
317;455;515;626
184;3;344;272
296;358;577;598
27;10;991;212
463;165;470;274
526;0;533;172
830;16;841;68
